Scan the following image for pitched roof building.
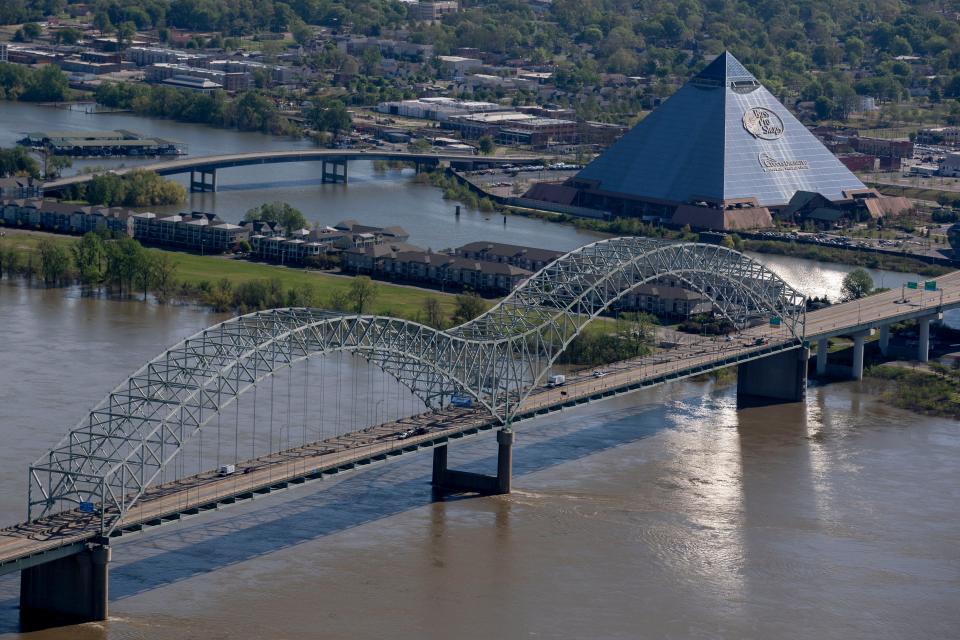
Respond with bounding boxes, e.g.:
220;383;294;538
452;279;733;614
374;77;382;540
566;52;890;230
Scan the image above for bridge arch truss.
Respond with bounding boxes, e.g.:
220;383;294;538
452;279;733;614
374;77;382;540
28;238;805;533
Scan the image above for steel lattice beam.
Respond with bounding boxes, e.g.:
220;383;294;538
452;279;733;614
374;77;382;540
28;238;805;534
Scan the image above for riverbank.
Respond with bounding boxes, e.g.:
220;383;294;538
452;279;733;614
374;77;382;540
741;239;950;277
866;363;960;418
0;229;460;319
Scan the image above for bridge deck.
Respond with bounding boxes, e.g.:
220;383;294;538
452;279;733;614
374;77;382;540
2;270;959;574
41;150;544;191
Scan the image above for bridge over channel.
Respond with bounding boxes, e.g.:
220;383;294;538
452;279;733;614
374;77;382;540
41;149;545;194
2;237;958;629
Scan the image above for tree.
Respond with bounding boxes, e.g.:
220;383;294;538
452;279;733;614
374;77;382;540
841;268;873;301
478;135;495;155
135;251;157;300
422;296;445;328
55;28;83;45
22;22;41;40
348;276;378;313
37;239;72;285
452;292;486;325
151;252;178;302
21;65;69;102
72;232;106;285
44;153;72;180
243;202;307;235
116;21;137;50
105;236;145;296
93;11;113;36
408;138;431;152
0;241;23;278
0;146;40;178
307;98;351;138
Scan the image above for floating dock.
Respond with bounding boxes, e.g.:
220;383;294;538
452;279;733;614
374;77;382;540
18;130;185;157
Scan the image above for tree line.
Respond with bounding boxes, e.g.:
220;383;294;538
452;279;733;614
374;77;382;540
95;82;296;135
0;63;70;102
63;169;188;207
0;233;179;299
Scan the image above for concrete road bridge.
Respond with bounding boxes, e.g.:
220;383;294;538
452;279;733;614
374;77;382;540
40;149;546;194
2;237;958;629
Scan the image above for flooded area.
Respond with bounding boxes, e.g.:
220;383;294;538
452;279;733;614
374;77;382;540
0;285;957;639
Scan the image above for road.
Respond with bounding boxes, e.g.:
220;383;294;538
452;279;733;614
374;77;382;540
41;149;547;192
3;269;960;574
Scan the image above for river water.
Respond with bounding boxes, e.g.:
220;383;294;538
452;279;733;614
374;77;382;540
1;102;959;638
0;284;957;639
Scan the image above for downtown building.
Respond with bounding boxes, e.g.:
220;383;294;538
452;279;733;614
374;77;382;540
559;52;910;231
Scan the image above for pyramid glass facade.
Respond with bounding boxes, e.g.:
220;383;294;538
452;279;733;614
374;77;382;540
574;52;866;209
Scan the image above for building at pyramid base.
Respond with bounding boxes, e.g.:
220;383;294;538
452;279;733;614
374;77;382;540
541;52;912;231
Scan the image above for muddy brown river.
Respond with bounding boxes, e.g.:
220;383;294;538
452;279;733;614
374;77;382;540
0;282;958;639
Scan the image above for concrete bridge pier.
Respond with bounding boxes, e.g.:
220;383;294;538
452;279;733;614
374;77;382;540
816;338;829;376
20;545;110;629
432;429;514;495
189;168;217;193
918;317;931;362
321;159;348;183
850;331;868;380
878;324;890;356
736;346;808;408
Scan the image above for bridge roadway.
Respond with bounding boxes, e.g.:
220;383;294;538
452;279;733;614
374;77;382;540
40;149;545;192
3;269;959;576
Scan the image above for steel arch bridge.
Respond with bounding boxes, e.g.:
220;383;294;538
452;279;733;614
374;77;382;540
28;238;805;534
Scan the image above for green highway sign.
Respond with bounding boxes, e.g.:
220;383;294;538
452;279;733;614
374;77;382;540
906;281;918;289
925;281;937;291
769;316;781;326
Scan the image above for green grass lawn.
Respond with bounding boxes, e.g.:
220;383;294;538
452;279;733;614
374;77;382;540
1;231;462;318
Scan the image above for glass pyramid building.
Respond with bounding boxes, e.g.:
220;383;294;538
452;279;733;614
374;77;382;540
570;52;868;218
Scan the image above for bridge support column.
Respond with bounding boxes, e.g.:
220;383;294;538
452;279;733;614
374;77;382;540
879;324;890;356
190;169;217;192
321;159;348;184
851;332;866;380
432;428;514;495
816;338;828;376
20;545;110;629
736;346;807;408
918;317;931;363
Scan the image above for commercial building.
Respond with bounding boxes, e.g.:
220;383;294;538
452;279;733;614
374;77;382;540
249;220;410;265
436;55;483;78
410;0;459;21
618;282;713;318
941;152;960;177
343;244;533;294
0;177;40;199
375;97;508;122
1;199;132;237
146;63;248;91
849;136;913;160
132;212;248;252
160;75;224;93
916;126;960;147
455;241;563;272
564;52;903;230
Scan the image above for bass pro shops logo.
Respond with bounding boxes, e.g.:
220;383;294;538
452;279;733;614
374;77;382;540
742;107;784;140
